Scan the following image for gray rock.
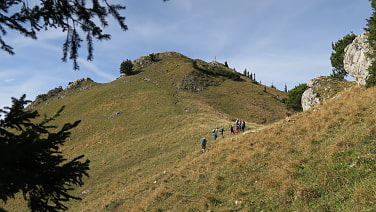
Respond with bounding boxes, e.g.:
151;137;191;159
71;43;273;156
343;33;372;85
301;78;322;111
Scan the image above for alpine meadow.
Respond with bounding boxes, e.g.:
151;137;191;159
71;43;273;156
1;51;375;211
1;1;376;211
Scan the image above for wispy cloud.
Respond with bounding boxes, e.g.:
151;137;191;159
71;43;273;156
77;58;117;81
0;0;372;106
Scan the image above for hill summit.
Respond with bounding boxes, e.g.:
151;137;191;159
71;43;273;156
31;51;290;124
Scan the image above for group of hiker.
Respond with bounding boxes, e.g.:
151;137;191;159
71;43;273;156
200;119;246;153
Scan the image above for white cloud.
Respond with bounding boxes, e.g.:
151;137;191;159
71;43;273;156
77;58;117;81
0;0;373;106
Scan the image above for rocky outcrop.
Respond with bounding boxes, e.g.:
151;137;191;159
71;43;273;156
29;77;95;109
34;86;64;103
67;77;94;90
344;33;372;85
301;76;354;111
176;72;208;91
133;52;187;69
301;78;323;111
302;33;372;110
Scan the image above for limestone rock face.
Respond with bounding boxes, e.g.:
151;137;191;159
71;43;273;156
343;33;372;85
301;78;322;111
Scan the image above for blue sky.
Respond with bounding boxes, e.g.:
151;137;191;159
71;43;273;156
0;0;372;107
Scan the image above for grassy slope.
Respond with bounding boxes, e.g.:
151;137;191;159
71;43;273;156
1;53;290;211
138;86;376;212
3;53;375;212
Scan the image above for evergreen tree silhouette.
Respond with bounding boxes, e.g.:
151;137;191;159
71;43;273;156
0;95;90;212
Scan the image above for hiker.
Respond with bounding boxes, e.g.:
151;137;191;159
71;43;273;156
241;121;246;132
236;124;240;131
219;127;224;138
212;130;217;140
200;137;207;153
230;125;235;134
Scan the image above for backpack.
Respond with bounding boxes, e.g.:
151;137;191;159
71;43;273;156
201;138;207;144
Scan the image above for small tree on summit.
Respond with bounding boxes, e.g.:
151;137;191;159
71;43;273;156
224;61;229;68
120;59;134;75
0;95;90;212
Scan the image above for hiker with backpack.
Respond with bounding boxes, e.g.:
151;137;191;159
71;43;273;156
241;121;246;132
219;127;224;138
212;130;218;140
200;137;207;153
230;125;235;134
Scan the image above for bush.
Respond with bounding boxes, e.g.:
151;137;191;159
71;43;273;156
283;83;307;111
149;53;158;62
366;65;376;87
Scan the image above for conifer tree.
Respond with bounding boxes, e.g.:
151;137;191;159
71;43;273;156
330;33;356;79
224;61;229;68
365;0;376;87
120;59;134;75
0;95;90;212
0;0;128;70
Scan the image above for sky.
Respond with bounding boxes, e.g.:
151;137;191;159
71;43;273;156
0;0;373;107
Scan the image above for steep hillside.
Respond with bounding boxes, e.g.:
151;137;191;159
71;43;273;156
1;52;290;211
133;86;376;211
131;52;289;124
2;52;375;212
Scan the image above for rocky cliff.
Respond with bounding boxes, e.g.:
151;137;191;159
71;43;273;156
343;32;372;85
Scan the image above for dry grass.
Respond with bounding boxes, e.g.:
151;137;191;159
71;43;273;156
2;53;374;211
1;54;289;212
131;86;375;211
